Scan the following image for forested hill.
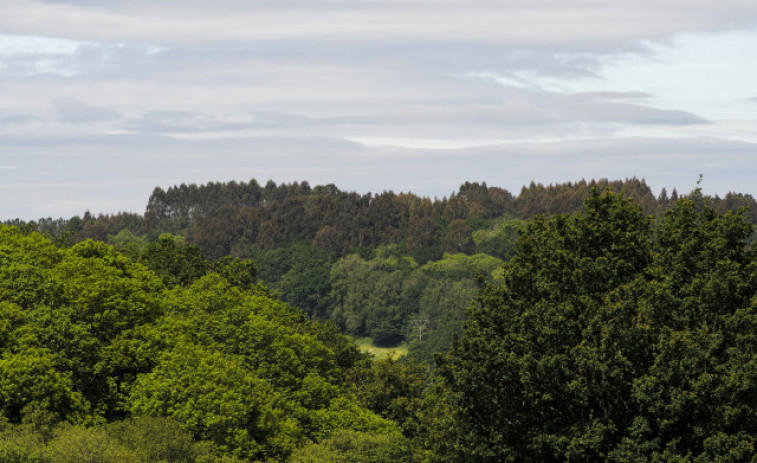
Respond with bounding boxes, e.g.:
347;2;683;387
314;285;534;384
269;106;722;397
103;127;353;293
2;189;757;461
12;177;757;261
7;178;757;361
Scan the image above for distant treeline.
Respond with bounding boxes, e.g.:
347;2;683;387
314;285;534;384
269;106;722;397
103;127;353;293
9;178;757;261
7;178;757;359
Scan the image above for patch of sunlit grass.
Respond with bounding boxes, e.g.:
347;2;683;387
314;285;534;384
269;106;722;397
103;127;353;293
353;337;408;360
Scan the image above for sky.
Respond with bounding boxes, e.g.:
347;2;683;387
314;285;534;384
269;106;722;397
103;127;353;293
1;0;756;220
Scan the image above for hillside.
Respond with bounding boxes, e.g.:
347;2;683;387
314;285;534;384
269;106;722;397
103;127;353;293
6;178;757;363
0;225;420;461
2;188;756;461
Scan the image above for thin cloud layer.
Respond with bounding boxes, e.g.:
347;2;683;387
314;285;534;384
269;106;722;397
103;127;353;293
2;134;754;220
1;0;756;219
4;1;757;44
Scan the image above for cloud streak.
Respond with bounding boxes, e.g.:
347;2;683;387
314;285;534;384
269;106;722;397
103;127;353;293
4;1;757;44
2;133;755;220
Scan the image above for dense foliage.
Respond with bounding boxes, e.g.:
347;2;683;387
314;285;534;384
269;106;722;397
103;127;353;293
6;178;756;357
3;179;757;462
0;226;404;462
430;190;757;461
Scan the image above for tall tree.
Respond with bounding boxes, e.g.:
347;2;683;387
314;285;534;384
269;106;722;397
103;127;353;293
430;190;757;461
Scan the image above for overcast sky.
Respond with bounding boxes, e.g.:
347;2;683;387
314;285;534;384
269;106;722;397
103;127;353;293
1;0;756;220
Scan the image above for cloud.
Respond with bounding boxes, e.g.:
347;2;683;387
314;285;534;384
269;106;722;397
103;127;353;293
571;91;653;101
123;111;242;134
363;136;757;198
564;98;709;125
2;132;755;220
0;38;165;78
120;110;318;134
3;0;757;45
54;97;122;124
318;90;708;143
0;114;38;125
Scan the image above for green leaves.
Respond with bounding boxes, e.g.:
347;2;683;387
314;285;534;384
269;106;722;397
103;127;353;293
433;190;757;461
0;225;402;461
0;416;229;463
138;234;210;288
129;343;293;459
0;348;88;424
289;429;410;463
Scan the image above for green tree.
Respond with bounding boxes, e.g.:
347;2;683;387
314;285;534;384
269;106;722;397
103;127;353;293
0;225;403;461
354;358;429;438
330;254;417;344
128;343;296;460
430;190;757;461
43;425;139;463
406;278;477;364
288;429;410;463
107;416;209;463
139;234;210;288
610;194;757;461
0;230;167;422
213;255;257;290
472;217;523;260
406;217;442;264
0;420;47;463
267;243;335;318
443;220;474;255
0;348;89;424
432;190;652;461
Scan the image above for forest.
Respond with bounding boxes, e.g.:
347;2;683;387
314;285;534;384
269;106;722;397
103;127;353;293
2;179;757;461
6;178;757;363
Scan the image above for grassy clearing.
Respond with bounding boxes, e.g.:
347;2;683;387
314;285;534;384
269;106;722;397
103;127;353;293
353;337;408;360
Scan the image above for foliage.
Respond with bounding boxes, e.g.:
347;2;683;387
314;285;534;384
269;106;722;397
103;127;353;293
328;250;505;351
5;178;757;462
0;417;228;463
430;190;757;461
353;358;429;438
8;178;756;263
471;217;523;260
138;234;210;288
129;343;293;460
106;416;210;463
330;254;418;345
42;425;139;463
0;226;402;462
0;348;89;424
288;429;410;463
9;178;757;367
251;241;335;318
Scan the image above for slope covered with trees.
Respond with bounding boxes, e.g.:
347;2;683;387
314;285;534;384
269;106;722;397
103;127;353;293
2;183;757;462
6;177;757;361
0;226;411;462
9;177;720;256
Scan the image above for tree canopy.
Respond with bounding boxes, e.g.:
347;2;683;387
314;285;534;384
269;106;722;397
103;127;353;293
432;190;757;462
0;225;402;462
4;180;757;462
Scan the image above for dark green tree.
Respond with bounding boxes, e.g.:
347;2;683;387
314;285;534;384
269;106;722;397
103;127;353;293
431;190;757;461
139;234;210;288
443;220;474;255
